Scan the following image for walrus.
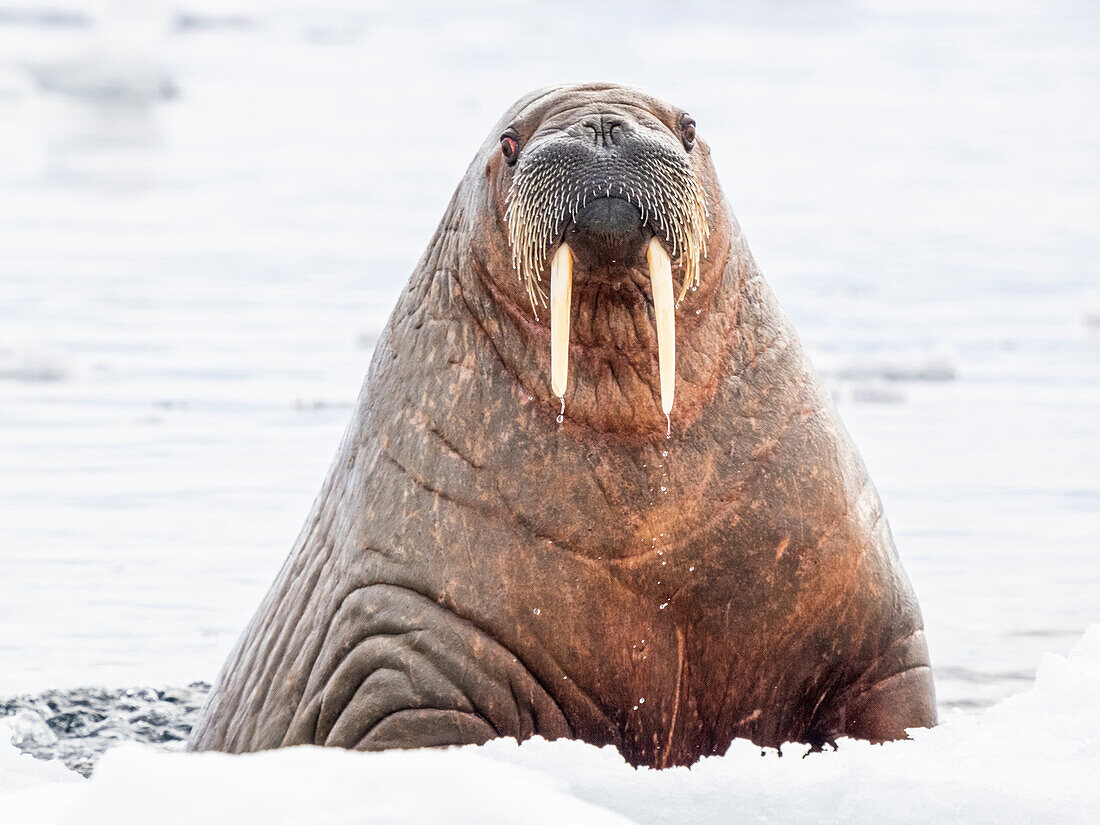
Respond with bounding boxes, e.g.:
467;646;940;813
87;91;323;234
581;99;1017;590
189;83;936;767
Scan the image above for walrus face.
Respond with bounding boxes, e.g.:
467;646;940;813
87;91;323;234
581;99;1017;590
504;109;709;310
477;85;731;434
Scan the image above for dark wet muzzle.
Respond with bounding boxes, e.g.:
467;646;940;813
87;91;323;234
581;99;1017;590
506;113;709;309
573;196;643;235
567;196;648;269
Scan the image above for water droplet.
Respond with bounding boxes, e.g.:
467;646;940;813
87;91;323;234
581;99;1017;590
662;451;668;458
695;309;701;315
556;414;564;424
639;698;645;704
660;485;666;492
689;565;695;572
659;602;668;610
691;285;697;292
532;608;541;616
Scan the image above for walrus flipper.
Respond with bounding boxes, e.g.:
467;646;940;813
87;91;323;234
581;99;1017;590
280;584;572;751
832;629;937;743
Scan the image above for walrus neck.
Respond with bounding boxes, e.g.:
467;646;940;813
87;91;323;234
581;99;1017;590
362;195;786;562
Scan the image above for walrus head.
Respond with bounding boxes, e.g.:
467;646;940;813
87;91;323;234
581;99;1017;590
468;84;737;436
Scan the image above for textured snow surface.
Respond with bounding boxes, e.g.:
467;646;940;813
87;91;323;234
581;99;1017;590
3;625;1098;824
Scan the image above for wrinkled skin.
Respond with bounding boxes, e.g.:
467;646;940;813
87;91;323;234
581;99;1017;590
189;84;936;767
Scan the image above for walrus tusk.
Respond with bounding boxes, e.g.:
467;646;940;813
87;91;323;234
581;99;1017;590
550;243;573;402
647;237;675;421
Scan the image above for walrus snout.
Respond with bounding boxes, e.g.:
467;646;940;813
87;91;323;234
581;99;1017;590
566;196;651;269
574;195;643;236
505;110;709;316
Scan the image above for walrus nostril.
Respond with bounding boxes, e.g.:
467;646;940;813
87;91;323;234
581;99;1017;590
580;116;628;147
573;197;642;236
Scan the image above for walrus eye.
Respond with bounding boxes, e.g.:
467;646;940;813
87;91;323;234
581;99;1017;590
681;117;696;151
500;132;519;165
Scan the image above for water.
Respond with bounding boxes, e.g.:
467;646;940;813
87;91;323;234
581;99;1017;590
1;683;208;776
1;0;1098;735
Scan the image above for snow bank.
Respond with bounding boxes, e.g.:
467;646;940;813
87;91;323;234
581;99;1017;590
4;625;1099;824
0;727;76;795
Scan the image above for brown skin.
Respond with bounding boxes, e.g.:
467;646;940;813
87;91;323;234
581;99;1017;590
188;83;936;766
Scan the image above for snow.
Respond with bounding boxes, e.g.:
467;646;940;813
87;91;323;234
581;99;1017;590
0;728;77;795
3;625;1099;824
